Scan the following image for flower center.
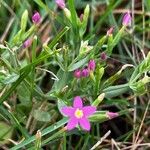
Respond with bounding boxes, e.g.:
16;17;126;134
75;108;83;119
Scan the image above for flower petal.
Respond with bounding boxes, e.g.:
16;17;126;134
79;117;91;131
82;106;96;117
61;106;74;117
67;117;78;130
73;96;83;108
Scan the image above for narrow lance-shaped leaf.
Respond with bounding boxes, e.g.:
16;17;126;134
20;10;28;32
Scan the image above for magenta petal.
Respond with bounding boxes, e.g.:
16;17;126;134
82;106;96;117
61;106;74;117
79;117;91;131
73;96;83;108
67;117;78;130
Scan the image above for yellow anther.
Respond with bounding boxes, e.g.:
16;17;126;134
75;108;83;119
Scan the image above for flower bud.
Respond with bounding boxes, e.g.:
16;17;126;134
106;112;119;119
107;27;114;36
80;14;84;22
74;69;81;78
55;0;65;9
36;130;41;140
23;39;32;48
81;68;89;77
88;60;96;71
63;8;71;21
32;12;41;24
122;12;131;26
100;52;107;60
92;93;105;107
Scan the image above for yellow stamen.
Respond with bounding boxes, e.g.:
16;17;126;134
75;108;83;118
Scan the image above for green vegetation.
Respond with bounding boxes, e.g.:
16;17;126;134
0;0;150;149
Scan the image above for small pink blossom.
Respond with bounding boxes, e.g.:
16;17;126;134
81;68;89;77
122;12;131;26
107;112;119;119
88;60;96;71
61;96;96;131
32;12;41;24
23;39;32;48
74;69;81;78
55;0;65;9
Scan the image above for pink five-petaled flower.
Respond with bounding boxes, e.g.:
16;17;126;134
61;96;96;131
122;12;131;26
55;0;65;9
32;12;41;24
88;60;96;71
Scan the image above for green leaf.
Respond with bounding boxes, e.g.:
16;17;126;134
17;82;31;105
68;56;89;71
0;122;13;145
10;118;68;150
103;84;129;98
52;69;72;92
106;26;125;55
68;0;78;28
48;26;70;49
0;106;30;139
79;5;90;37
3;73;19;84
33;110;51;122
34;0;47;9
0;66;31;105
129;76;150;95
105;98;130;106
12;30;22;45
103;64;132;88
21;10;28;32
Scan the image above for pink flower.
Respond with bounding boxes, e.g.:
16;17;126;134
88;60;96;71
122;12;131;26
74;69;81;78
107;112;119;119
32;12;41;24
61;96;96;131
81;68;89;77
55;0;65;9
23;39;32;48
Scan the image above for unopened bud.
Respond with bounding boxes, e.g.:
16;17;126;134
36;130;41;140
122;12;131;26
32;12;41;24
107;27;114;36
92;93;105;107
55;0;65;9
107;112;119;119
